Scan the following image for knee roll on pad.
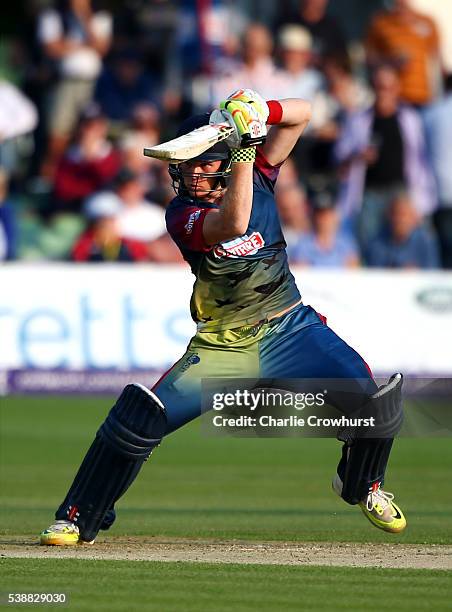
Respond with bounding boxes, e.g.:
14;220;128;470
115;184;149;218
99;383;166;459
338;373;403;443
55;384;167;541
337;373;403;504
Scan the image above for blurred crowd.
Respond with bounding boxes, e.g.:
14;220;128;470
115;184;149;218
1;0;451;269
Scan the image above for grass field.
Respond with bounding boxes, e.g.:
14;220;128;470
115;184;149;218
1;559;451;611
1;395;451;610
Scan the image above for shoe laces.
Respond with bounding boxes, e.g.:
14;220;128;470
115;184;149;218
52;519;78;532
366;486;394;512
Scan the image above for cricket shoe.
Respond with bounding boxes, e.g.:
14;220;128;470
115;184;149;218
332;474;406;534
40;520;94;546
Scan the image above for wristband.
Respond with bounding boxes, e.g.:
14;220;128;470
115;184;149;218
231;147;256;163
266;100;283;125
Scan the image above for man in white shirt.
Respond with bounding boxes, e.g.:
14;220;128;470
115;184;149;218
115;168;167;243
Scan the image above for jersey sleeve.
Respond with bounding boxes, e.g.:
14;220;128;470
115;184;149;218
253;147;283;193
166;204;213;252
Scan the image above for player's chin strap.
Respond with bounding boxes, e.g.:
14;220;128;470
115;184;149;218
55;384;167;542
336;373;404;505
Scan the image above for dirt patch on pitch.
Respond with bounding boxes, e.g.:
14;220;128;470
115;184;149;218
1;537;451;570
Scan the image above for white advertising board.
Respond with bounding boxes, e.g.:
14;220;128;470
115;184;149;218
1;264;452;375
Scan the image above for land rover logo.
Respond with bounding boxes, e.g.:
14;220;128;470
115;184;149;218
416;287;452;312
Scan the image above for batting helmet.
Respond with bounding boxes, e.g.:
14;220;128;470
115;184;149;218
168;113;232;198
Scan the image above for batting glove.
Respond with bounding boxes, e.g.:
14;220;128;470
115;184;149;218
209;101;267;150
226;89;269;124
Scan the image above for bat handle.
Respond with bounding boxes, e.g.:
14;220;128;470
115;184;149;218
240;134;267;148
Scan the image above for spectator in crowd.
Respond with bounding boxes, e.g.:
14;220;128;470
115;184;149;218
209;23;287;105
165;0;248;115
94;48;159;131
37;0;112;178
20;1;58;176
334;64;436;246
366;0;441;107
275;0;348;64
276;182;310;251
121;103;160;153
424;74;452;268
289;191;359;268
0;80;38;177
0;171;16;261
72;191;148;262
0;80;38;143
114;168;166;244
114;168;183;263
276;25;325;101
119;103;169;202
408;0;452;74
274;156;300;192
302;52;373;180
53;103;121;214
113;0;179;80
367;193;440;269
311;52;374;137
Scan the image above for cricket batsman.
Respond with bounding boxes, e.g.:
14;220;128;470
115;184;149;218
40;90;406;545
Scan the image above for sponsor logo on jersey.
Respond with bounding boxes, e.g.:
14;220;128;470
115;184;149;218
180;353;200;372
184;210;201;235
214;232;265;258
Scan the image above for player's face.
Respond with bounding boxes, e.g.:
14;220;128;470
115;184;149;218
180;160;224;200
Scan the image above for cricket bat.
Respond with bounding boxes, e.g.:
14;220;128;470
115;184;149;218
143;122;235;164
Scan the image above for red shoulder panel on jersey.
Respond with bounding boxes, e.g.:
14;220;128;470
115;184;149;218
255;147;282;183
166;205;213;252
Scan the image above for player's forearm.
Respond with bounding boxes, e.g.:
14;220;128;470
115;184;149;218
203;162;253;244
274;99;312;129
261;99;312;167
221;162;253;232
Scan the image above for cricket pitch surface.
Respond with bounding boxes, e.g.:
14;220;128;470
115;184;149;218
1;537;451;570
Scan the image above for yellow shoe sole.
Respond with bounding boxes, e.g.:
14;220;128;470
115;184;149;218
359;502;407;534
40;532;80;546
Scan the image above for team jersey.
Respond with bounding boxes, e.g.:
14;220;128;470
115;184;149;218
165;148;301;332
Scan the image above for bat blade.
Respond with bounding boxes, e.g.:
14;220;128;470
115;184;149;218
143;122;234;163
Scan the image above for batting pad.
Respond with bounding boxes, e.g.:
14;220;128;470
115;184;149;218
55;384;167;541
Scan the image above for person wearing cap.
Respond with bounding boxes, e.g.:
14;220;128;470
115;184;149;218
277;25;325;103
53;102;121;214
288;190;359;267
275;0;348;64
71;191;149;262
